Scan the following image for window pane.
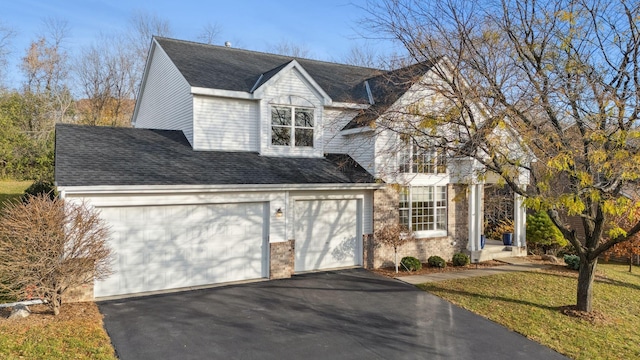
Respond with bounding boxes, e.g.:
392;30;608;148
399;149;411;173
436;208;446;230
295;108;314;127
399;209;410;228
437;150;447;173
295;128;314;147
271;126;290;145
272;107;291;126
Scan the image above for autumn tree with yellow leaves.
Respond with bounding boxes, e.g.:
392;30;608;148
365;0;640;312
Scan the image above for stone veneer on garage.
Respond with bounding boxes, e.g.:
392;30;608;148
270;240;295;279
367;184;470;269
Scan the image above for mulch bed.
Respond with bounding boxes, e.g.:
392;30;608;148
557;305;612;324
0;302;100;325
371;259;505;278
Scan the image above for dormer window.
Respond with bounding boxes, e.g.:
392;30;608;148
271;106;314;147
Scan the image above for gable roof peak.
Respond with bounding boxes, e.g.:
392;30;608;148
153;36;385;104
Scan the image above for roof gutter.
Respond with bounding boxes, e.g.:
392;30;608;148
57;182;385;196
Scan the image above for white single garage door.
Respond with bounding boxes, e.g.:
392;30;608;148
294;199;361;272
95;202;267;297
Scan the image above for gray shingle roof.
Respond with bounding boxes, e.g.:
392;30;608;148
55;124;375;187
155;37;384;104
342;60;437;130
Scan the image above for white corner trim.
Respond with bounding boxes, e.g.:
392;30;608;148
57;183;384;196
191;87;257;99
131;39;158;123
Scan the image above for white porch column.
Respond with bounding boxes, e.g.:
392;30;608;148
467;184;483;252
513;191;527;247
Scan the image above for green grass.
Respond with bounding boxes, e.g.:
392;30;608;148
419;263;640;360
0;180;32;209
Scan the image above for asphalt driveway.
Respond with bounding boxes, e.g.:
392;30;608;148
99;269;568;360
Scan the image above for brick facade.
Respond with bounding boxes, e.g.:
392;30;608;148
367;184;470;268
270;240;295;279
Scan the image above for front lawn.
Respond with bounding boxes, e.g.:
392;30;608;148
0;303;116;360
0;180;32;208
419;262;640;360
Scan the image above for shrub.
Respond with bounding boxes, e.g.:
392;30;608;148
400;256;422;271
0;194;113;315
564;254;580;270
485;218;514;240
452;253;470;266
428;255;446;268
526;211;568;255
22;179;56;201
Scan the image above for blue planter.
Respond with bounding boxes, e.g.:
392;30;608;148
480;235;486;249
502;233;513;246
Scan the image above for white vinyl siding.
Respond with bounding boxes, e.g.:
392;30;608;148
323;108;359;153
259;69;324;158
341;132;376;175
135;44;194;145
193;96;259;151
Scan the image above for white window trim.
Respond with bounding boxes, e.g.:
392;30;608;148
398;142;447;174
400;185;447;238
271;105;315;148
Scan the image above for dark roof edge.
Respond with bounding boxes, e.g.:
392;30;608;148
154;36;384;72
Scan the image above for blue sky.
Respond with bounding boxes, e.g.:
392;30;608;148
2;0;400;88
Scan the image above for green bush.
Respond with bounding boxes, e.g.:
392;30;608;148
564;254;580;270
400;256;422;271
452;253;470;266
21;179;56;201
428;255;446;268
485;218;514;240
526;211;568;254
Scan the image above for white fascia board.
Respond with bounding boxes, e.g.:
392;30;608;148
131;38;159;126
328;102;370;110
252;60;333;106
340;126;375;136
58;183;384;196
191;87;256;100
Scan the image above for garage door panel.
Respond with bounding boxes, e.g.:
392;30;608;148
294;199;361;272
95;202;267;297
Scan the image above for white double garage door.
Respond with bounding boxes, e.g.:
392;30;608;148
95;199;362;297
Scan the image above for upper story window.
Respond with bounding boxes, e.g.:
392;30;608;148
271;106;314;147
399;141;446;174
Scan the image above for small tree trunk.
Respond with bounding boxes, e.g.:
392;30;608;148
629;255;632;273
51;288;62;316
576;258;597;312
394;248;399;273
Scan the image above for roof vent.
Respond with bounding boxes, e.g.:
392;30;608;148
224;41;232;48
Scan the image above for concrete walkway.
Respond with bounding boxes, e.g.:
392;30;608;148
396;258;551;285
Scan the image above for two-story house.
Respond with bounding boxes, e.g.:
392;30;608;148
55;37;528;299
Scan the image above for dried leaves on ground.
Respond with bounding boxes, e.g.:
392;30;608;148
0;302;116;359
